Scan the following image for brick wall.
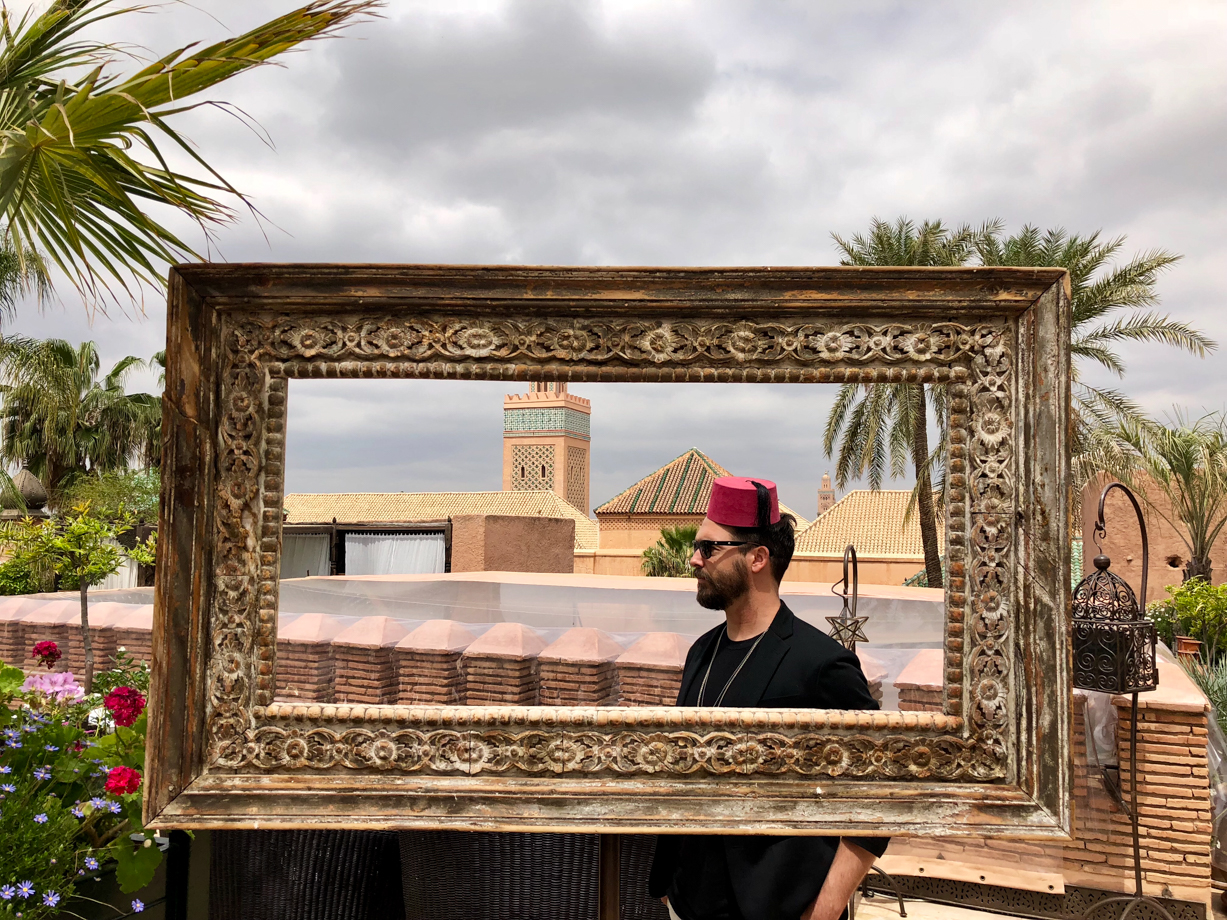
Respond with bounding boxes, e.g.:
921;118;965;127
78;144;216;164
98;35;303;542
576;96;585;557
878;651;1214;908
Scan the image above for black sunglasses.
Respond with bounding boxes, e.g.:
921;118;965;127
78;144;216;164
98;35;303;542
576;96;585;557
691;540;759;560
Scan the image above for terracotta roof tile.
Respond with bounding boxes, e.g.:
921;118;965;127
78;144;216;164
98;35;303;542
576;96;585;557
595;449;808;525
283;490;598;551
794;490;942;558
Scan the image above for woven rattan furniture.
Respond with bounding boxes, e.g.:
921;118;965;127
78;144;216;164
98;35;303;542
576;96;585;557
400;831;668;920
210;830;404;920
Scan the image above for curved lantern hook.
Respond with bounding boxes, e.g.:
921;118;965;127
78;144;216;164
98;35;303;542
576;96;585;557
1094;481;1148;608
835;544;858;619
827;544;867;652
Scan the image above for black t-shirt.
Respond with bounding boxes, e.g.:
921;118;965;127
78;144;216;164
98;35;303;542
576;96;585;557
684;630;761;708
670;631;763;920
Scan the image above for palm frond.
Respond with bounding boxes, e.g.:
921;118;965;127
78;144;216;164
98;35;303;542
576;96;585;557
0;0;381;305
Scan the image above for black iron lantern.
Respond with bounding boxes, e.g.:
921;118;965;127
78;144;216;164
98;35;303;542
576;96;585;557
1073;482;1175;920
1071;485;1158;695
827;545;868;653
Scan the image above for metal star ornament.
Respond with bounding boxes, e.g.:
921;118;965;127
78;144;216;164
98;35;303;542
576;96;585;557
827;545;869;653
827;611;869;651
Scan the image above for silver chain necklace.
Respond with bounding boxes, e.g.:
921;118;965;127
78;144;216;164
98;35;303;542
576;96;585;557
696;625;768;707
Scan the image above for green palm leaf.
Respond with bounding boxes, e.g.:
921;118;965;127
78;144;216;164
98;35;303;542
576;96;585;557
0;0;380;304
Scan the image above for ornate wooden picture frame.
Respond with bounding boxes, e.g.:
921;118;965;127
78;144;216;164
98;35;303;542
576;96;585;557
147;264;1072;838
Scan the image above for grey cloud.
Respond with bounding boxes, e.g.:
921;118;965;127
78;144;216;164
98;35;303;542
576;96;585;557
9;0;1227;512
326;1;716;151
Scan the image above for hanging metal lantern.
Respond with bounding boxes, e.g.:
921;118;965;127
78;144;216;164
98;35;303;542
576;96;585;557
827;545;869;653
1070;483;1158;695
1070;484;1174;920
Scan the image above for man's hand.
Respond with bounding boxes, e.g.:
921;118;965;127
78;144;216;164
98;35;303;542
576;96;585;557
801;840;876;920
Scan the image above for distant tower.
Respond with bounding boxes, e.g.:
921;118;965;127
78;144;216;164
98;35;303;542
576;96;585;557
817;472;836;517
503;382;591;514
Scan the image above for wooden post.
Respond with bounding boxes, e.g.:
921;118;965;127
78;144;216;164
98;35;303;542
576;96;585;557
599;834;621;920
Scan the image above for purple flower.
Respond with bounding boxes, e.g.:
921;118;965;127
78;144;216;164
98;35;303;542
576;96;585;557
2;729;15;740
70;805;85;817
88;797;106;809
107;801;122;814
8;740;21;749
33;813;47;824
43;745;58;752
131;899;145;913
20;672;84;703
42;891;59;907
1;784;14;793
16;881;33;898
32;767;51;781
0;885;13;900
84;857;98;871
0;764;10;772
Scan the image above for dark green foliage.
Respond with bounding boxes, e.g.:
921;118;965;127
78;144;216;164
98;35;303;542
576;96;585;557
1147;579;1227;663
57;469;160;524
0;555;38;595
642;524;699;578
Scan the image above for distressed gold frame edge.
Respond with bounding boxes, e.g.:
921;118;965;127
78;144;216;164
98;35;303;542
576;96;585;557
146;264;1072;838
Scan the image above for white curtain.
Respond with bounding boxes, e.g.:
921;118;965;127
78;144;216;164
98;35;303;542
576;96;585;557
281;533;332;579
344;532;445;575
101;556;139;590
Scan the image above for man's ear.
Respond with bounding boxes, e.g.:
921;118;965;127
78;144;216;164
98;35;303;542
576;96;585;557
748;545;771;575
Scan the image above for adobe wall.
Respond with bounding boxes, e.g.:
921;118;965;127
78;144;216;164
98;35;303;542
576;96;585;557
573;549;924;583
451;514;575;574
786;555;922;586
595;513;705;551
1082;474;1227;602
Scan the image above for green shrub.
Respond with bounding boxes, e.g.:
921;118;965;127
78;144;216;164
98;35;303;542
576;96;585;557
1146;578;1227;662
0;556;37;595
642;524;699;578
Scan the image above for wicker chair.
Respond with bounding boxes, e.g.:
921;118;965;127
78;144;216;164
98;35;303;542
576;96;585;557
399;831;669;920
210;830;404;920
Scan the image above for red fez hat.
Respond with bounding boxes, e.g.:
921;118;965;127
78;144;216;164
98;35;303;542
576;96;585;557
707;476;780;528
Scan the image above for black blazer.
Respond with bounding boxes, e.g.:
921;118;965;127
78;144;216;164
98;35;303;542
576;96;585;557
648;601;888;920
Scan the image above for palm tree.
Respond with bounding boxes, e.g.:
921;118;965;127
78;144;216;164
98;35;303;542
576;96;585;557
642;524;699;578
823;218;988;588
975;226;1214;488
824;220;1216;590
0;337;159;495
139;349;165;469
1117;412;1227;584
0;0;378;305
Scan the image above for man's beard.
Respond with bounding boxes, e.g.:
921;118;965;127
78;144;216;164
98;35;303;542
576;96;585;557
695;556;751;610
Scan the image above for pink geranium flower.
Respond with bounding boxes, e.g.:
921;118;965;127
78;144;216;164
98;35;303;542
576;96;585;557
103;687;146;728
104;766;141;795
31;640;61;669
21;671;85;703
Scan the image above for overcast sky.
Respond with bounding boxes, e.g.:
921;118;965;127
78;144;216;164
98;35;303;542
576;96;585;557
10;0;1227;519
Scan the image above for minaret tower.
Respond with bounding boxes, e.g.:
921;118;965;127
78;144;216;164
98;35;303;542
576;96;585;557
503;382;592;514
817;472;836;517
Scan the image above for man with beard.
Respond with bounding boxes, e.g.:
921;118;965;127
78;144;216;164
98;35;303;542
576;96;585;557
648;476;887;920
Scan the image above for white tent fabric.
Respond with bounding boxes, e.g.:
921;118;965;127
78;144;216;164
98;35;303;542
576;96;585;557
343;532;445;576
281;533;332;579
101;556;139;590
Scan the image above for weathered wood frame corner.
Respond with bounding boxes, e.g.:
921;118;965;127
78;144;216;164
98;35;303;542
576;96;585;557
147;264;1072;838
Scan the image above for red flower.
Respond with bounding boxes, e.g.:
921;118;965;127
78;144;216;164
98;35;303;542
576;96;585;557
103;687;146;728
31;641;62;669
104;766;141;796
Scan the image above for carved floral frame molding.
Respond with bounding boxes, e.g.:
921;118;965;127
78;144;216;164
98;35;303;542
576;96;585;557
147;264;1072;838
